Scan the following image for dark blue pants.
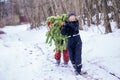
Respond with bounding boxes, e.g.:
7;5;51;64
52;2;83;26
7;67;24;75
68;36;82;73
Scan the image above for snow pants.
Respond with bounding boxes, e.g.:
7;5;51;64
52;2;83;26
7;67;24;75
68;36;82;73
54;49;69;63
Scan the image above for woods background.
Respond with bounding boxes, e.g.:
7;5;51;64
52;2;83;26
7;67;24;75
0;0;120;33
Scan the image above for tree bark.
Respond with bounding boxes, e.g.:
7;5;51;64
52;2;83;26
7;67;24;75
102;0;112;33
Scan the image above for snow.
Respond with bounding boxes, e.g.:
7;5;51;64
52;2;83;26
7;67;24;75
0;24;120;80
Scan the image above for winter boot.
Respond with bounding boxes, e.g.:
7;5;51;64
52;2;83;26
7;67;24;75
74;70;79;75
73;64;76;69
76;64;82;74
55;60;60;66
74;70;87;75
79;71;87;75
63;62;68;67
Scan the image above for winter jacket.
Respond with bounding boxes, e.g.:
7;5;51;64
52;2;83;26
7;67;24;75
62;20;79;34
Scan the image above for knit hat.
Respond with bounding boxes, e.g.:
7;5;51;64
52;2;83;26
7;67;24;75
68;11;75;18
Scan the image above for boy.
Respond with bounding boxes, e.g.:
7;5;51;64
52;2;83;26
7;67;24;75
61;12;83;75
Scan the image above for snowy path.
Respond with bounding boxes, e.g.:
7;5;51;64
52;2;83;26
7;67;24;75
0;25;120;80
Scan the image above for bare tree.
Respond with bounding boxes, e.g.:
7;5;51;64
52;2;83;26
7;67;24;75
102;0;112;33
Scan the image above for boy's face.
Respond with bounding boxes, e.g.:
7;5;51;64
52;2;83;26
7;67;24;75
69;15;76;22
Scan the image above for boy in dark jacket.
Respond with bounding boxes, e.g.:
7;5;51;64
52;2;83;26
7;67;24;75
61;12;83;75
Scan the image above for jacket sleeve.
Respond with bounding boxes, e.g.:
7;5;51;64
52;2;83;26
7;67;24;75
61;22;67;35
69;20;79;31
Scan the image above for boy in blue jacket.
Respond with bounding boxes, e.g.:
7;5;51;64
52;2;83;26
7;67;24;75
61;12;83;75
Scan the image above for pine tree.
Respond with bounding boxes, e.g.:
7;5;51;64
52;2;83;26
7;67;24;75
46;14;68;52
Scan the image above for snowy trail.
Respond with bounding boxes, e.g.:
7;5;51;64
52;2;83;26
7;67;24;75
0;25;120;80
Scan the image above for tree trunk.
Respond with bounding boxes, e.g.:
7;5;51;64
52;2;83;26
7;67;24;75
103;0;112;33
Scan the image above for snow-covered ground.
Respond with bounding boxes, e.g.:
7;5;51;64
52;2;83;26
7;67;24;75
0;24;120;80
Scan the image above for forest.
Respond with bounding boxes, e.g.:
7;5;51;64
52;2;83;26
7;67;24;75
0;0;120;33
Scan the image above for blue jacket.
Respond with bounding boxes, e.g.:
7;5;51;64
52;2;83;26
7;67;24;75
61;20;82;44
61;20;79;36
